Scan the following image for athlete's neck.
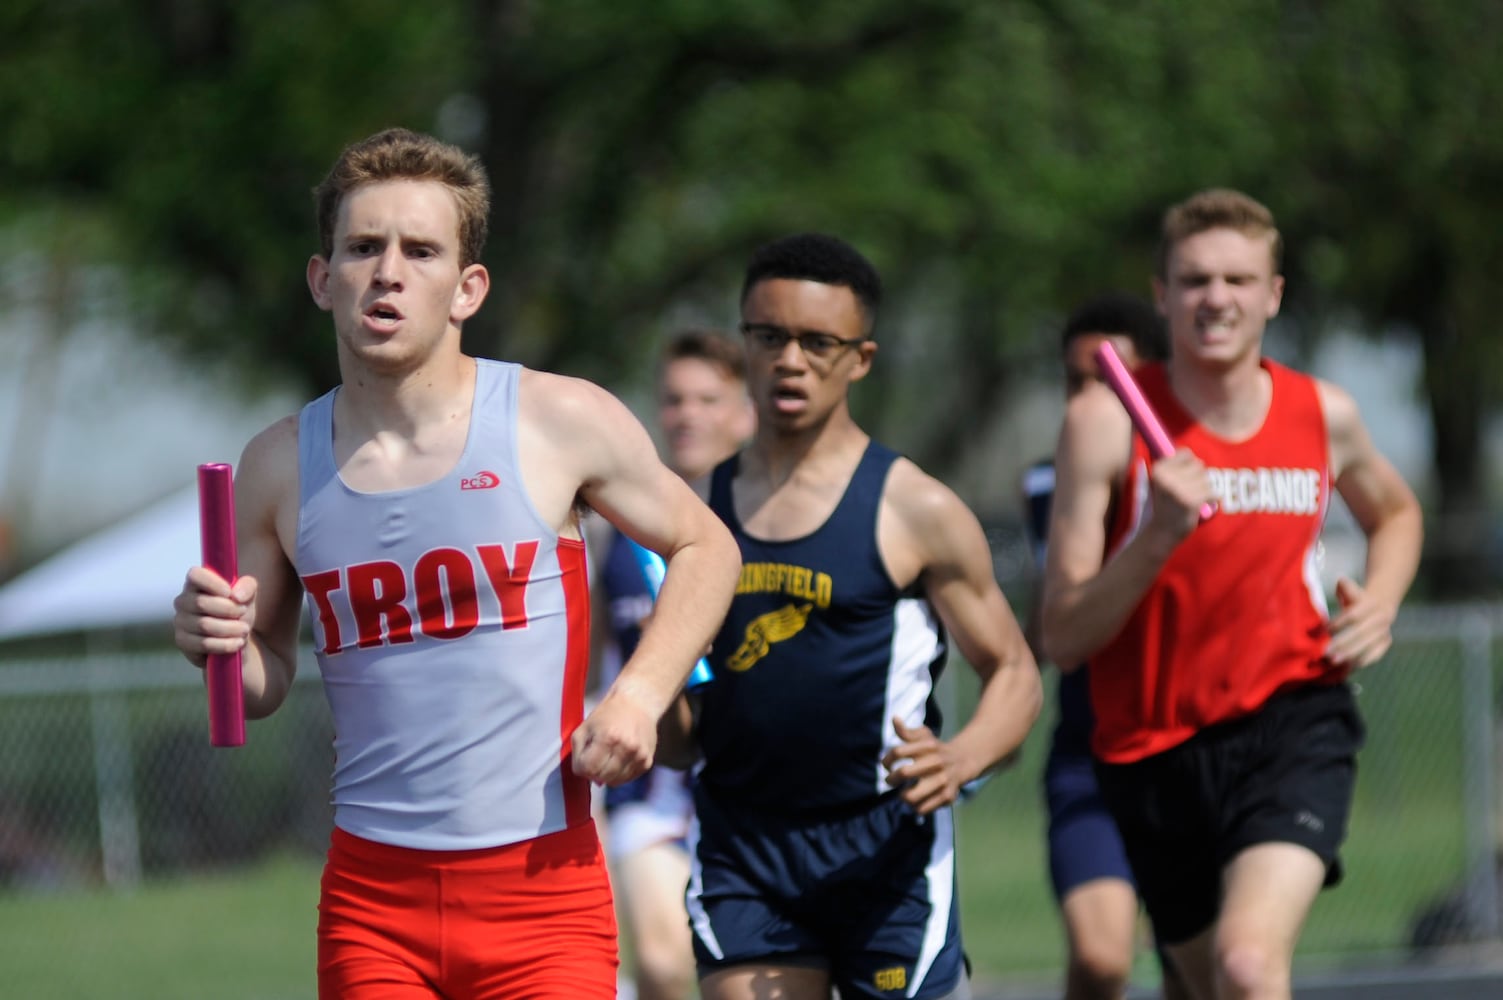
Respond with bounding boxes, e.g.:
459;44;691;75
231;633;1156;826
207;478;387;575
1168;352;1272;442
337;353;477;439
745;412;868;493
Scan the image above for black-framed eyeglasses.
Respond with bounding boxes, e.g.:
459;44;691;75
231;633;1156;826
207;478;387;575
740;323;868;362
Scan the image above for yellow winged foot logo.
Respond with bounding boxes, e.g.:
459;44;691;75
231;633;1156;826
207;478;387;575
727;602;814;673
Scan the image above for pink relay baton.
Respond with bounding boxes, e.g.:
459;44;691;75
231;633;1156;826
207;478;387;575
197;463;246;747
1094;342;1215;522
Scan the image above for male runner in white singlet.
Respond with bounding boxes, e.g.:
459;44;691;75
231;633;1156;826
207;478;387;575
172;128;741;999
595;329;754;1000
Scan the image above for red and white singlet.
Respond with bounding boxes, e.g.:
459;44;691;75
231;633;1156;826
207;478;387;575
294;360;593;849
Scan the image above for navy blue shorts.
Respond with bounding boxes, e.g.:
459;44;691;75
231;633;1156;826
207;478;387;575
1043;749;1136;901
687;788;965;999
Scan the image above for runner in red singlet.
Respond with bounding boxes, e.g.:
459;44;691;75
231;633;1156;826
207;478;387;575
1041;189;1423;1000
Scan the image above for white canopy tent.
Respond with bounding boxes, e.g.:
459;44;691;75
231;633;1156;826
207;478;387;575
0;485;201;642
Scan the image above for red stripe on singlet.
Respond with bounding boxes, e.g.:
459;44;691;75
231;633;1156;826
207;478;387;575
558;538;592;828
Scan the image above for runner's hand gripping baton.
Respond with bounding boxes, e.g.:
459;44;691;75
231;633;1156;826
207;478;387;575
197;463;246;746
1094;342;1216;522
628;540;715;689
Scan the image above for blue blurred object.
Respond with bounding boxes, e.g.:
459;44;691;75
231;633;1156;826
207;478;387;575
628;540;714;689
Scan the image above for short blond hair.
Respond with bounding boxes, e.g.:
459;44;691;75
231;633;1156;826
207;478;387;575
1157;188;1282;278
313;128;490;266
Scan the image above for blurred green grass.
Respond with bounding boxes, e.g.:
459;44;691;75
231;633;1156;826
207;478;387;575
0;639;1480;998
0;853;319;1000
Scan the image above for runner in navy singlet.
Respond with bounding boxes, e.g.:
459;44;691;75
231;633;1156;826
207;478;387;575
661;233;1042;1000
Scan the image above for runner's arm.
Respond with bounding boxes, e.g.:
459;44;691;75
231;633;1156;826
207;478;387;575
1320;381;1423;669
1041;384;1206;669
880;462;1041;814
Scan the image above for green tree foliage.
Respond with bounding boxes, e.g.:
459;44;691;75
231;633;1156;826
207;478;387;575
2;0;470;392
3;1;1500;588
452;0;1302;466
1271;1;1503;592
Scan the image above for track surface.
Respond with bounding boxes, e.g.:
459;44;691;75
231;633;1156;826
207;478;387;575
974;958;1503;999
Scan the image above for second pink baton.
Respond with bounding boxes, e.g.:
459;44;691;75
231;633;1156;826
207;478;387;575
1094;342;1215;522
197;463;246;747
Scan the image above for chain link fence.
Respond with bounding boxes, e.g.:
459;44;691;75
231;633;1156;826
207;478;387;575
0;605;1498;973
0;653;332;890
1321;604;1502;955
